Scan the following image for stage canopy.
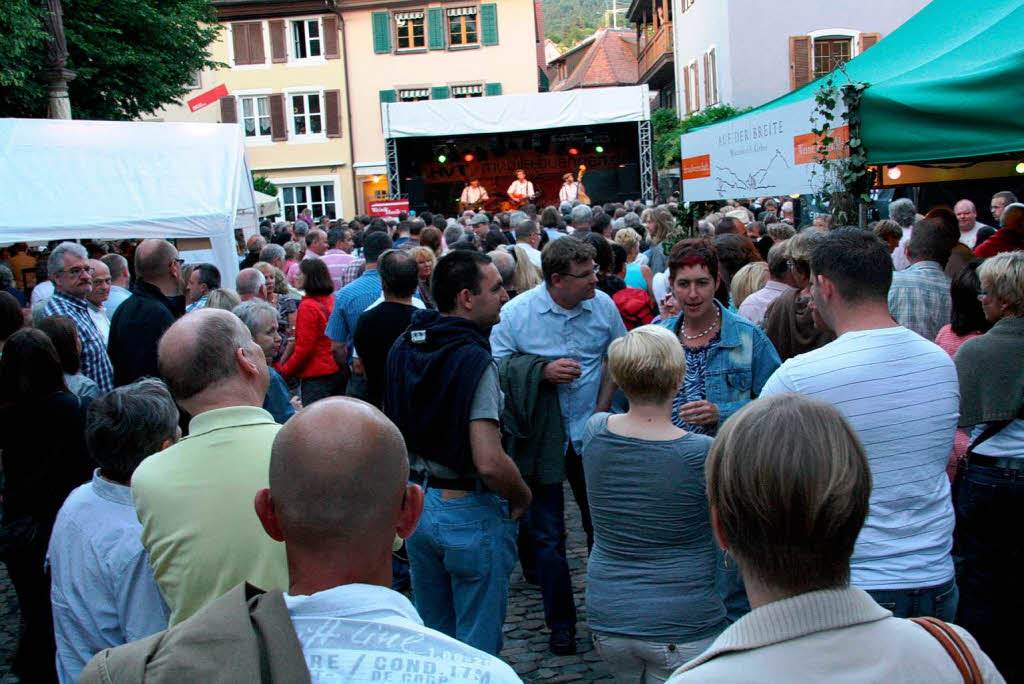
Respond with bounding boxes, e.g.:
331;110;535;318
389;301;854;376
0;118;258;282
681;0;1024;200
382;85;651;139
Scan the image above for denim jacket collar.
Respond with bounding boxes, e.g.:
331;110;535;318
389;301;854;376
668;300;743;349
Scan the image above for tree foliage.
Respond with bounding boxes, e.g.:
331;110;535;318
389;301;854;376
542;0;607;49
0;0;222;120
652;105;751;169
253;175;277;196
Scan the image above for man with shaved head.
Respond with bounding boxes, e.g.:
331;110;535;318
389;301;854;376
82;398;520;682
129;308;288;626
108;238;186;386
954;198;989;249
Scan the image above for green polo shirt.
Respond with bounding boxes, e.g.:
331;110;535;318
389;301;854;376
131;405;289;626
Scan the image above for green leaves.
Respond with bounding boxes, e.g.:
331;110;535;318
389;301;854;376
652;104;752;169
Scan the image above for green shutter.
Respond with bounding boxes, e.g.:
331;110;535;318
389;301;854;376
372;12;392;53
427;7;446;50
431;86;450;100
480;4;498;45
379;89;397;103
485;82;502;96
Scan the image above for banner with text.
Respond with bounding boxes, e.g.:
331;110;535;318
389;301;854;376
680;98;848;202
369;199;410;219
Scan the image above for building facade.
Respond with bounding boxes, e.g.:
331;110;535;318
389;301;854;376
627;0;674;110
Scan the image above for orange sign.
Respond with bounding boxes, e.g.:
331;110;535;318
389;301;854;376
682;154;711;180
793;125;850;165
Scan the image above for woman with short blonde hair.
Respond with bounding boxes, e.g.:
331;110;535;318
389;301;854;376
584;325;727;683
407;246;437;308
730;261;769;310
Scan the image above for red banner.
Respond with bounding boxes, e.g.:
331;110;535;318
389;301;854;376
187;83;229;113
369;200;409;219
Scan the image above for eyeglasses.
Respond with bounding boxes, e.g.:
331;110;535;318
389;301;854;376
977;289;988;298
174;258;185;267
60;266;94;277
559;265;599;279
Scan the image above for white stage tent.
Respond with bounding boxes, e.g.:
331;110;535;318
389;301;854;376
0;119;258;283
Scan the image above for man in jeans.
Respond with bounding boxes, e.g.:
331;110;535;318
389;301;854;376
384;250;532;656
761;228;959;619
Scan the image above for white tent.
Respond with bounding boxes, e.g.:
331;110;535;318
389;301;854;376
0;118;257;283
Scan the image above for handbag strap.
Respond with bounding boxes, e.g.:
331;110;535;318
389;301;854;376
910;616;983;684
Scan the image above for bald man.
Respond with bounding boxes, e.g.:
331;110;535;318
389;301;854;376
129;309;288;626
82;398;520;682
954;199;989;249
108;239;186;386
85;258;111;344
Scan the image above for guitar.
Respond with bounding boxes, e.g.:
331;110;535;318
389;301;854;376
508;189;541;208
576;165;591;206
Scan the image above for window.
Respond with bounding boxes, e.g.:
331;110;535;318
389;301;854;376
683;0;695;10
240;96;271;138
688;61;700;112
452;84;483;98
704;48;718;106
280;183;335;221
398;89;430;102
291;19;322;59
186;70;202;90
395;11;426;49
813;38;851;78
447;7;478;46
290;93;323;136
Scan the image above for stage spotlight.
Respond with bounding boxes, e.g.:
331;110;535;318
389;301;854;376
568;147;579;155
887;166;902;180
1016;162;1024;174
464;153;475;162
437;154;447;163
595;145;605;153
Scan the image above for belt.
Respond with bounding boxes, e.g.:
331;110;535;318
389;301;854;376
966;453;1024;472
409;471;487;492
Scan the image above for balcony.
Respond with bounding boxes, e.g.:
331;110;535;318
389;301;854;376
638;22;673;85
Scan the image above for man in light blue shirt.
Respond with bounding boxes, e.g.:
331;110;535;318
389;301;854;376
100;253;132;320
490;236;626;655
48;379;177;683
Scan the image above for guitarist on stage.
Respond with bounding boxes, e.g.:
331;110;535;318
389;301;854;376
459;178;489;211
506;169;536;208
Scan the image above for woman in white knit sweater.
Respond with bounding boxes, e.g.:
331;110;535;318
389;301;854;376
667;393;1004;684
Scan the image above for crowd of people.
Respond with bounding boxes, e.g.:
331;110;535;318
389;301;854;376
0;186;1020;683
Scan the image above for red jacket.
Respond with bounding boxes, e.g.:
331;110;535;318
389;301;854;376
276;293;340;380
975;225;1023;257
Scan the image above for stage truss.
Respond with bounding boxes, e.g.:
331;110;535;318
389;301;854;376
638;120;654;203
386;137;403;199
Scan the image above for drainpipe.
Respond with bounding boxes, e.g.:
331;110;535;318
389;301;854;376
328;1;360;215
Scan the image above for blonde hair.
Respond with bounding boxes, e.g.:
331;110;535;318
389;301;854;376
708;393;871;594
253;261;290;295
979;251;1024;317
407;246;436;266
511;245;543;293
730;261;769;308
205;288;242;311
641;207;674;244
613;227;641;256
607;325;685;403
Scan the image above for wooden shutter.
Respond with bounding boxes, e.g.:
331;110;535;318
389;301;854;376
269;20;287;63
372;12;392;53
485;82;502;96
709;47;717;104
789;35;813;90
427;8;445;50
480;4;498;46
690;63;699;110
431;86;449;99
379;90;397;103
324;90;342;138
219;96;238;123
858;32;881;54
269;94;287;141
703;52;710;105
248;22;265;64
323;15;340;59
682;65;691;114
231;23;251;65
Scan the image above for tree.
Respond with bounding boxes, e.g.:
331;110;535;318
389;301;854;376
652;105;752;169
0;0;222;120
252;175;277;196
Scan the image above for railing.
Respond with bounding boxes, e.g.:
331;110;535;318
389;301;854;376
638;22;673;81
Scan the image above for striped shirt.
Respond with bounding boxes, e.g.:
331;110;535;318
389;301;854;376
761;326;958;590
887;261;951;342
44;292;115;393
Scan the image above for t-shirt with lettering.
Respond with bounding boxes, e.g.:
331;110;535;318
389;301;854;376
284;583;521;683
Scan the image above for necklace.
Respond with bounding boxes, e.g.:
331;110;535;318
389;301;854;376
681;305;720;341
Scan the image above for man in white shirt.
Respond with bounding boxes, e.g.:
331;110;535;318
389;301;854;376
954;198;989;249
459;179;489;210
86;259;111;344
761;228;959;621
100;253;132;320
558;173;580;204
514;220;543;268
737;242;793;325
888;197;918;270
506;169;534;206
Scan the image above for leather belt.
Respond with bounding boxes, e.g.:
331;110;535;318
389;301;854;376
409;471;487;492
966;453;1024;472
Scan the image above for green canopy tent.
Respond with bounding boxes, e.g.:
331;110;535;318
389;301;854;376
680;0;1024;200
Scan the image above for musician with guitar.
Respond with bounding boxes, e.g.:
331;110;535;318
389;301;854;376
459;178;489;212
559;165;590;205
506;169;538;208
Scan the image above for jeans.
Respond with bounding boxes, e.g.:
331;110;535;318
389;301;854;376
954;461;1023;682
565;445;593;551
592;632;716;684
519;482;577;630
866;577;958;622
406;487;518;655
299;371;345;406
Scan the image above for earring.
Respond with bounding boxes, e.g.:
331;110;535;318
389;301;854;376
722;549;732;570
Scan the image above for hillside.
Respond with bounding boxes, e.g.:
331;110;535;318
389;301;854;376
542;0;618;49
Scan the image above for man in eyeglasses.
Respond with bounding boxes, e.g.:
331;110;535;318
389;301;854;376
42;242;115;392
108;239;186;387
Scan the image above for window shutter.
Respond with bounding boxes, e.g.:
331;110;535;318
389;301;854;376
709;47;717;104
690;63;699;110
269;94;287;141
379;89;397;103
323;16;340;59
324;90;342;138
219;96;238;123
682;65;691;113
231;23;251;65
858;32;881;54
485;82;502;96
269;20;287;63
431;86;449;100
247;22;265;64
789;35;813;90
427;7;445;50
480;4;498;46
703;52;710;105
372;12;392;53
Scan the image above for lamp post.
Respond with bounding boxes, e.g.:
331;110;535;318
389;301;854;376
42;0;75;119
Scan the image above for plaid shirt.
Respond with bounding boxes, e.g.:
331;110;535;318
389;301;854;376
44;291;115;393
336;258;366;289
887;261;952;342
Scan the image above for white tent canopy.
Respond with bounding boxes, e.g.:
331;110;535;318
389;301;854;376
382;85;651;139
0;119;257;283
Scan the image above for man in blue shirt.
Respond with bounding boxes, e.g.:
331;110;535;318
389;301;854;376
100;253;132;320
490;237;626;654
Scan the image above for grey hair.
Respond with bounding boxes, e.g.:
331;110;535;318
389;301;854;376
767;222;796;241
508;211;528;228
85;378;179;482
697;220;715;237
0;264;12;289
158;311;250;400
443;225;464;247
259;243;286;264
283;241;304;260
559;201;573;214
47;242;88;276
487;249;515;284
623;212;641;228
888;198;917;228
100;253;129;282
235;268;266;296
232;299;278;335
571;204;593;227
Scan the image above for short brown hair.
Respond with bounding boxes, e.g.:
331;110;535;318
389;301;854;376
708;393;871;594
541;236;596;285
300;257;334;296
608;325;684;403
668;238;719;282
